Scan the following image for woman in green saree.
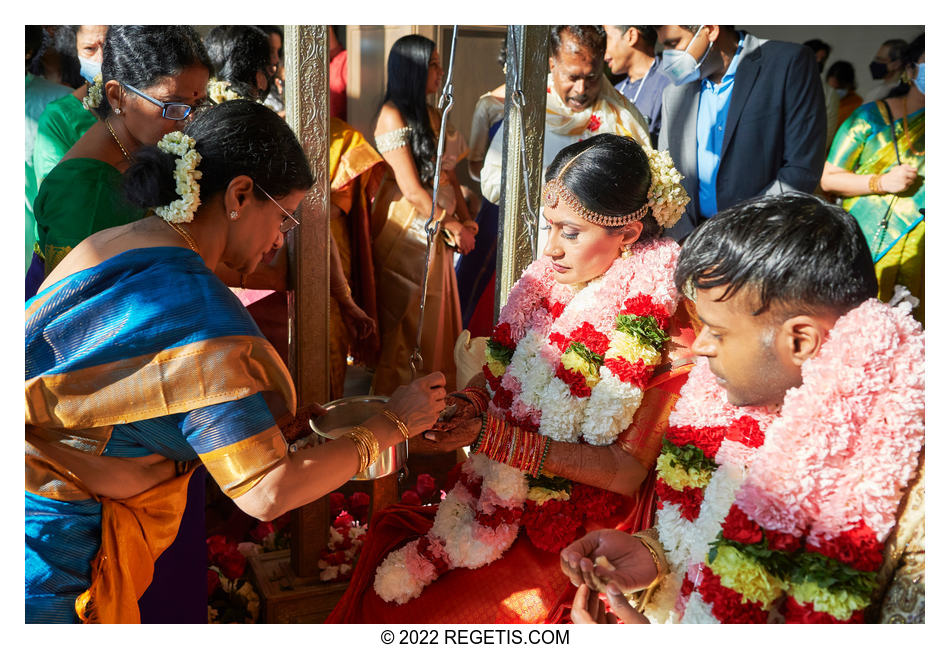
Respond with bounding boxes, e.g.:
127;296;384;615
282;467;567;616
821;34;924;325
31;26;211;286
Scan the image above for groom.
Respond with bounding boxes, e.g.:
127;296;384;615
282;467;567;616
561;193;925;624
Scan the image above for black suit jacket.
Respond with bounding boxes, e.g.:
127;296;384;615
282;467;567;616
658;33;826;241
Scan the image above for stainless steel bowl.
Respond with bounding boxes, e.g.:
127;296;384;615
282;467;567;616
309;395;407;481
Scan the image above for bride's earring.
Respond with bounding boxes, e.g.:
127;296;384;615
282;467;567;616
621;245;633;259
230;211;239;220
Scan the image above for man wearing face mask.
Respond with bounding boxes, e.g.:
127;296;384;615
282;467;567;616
863;38;907;103
655;25;825;242
480;25;650;254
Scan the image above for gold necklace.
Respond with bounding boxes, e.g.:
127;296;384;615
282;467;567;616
164;220;200;254
105;120;133;164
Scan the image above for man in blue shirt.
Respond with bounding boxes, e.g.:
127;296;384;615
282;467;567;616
603;25;670;147
655;25;825;241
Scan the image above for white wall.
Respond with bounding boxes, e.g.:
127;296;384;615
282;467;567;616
739;25;923;97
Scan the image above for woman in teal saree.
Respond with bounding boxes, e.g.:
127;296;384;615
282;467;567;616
25;100;446;623
821;34;924;325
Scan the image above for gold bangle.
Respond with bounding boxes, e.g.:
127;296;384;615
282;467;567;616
630;529;669;591
381;409;410;441
868;173;882;194
344;425;380;472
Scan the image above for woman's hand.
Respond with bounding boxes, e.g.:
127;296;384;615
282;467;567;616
442;219;476;255
880;163;918;194
570;583;649;624
339;297;377;342
387;372;447;437
561;529;658;594
420;415;482;453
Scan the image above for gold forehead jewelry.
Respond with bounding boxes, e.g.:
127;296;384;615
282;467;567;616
542;149;649;226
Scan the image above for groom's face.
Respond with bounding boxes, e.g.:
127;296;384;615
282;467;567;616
549;35;602;112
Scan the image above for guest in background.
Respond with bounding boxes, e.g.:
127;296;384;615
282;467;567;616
29;25;84;89
26;26;71;281
31;26;211;284
456;42;506;338
329;25;348;120
864;38;907;102
656;25;826;242
371;34;475;395
822;34;924;324
204;25;272;103
258;25;285;115
827;60;863;132
603;25;669;147
805;38;838;151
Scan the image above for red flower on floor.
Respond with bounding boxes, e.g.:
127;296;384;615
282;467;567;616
587;114;602;132
400;490;422;505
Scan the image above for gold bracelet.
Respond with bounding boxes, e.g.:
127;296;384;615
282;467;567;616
381;409;410;441
344;425;380;472
630;529;669;592
868;173;882;194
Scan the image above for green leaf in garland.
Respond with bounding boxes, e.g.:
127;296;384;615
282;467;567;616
486;339;515;365
566;341;604;375
528;473;573;493
616;314;669;350
787;551;877;598
661;439;719;473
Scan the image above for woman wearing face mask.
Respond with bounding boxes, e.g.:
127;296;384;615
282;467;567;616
370;34;476;396
26;100;447;623
821;34;924;325
31;26;212;291
825;60;863;132
328;133;693;624
28;26;108;288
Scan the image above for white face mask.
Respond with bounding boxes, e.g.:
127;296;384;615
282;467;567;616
78;56;101;84
660;26;714;86
835;87;848;98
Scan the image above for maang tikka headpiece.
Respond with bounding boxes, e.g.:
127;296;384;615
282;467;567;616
541;149;649;227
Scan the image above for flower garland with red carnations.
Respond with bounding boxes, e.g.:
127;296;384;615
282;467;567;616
645;299;924;623
373;238;680;605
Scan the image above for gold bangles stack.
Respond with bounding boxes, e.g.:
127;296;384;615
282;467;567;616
344;425;380;473
381;409;410;441
627;528;670;613
868;173;884;194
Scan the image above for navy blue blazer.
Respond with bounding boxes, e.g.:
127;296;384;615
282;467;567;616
658;33;826;241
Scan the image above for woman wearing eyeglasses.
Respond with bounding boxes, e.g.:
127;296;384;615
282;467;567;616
31;26;212;288
26;100;448;623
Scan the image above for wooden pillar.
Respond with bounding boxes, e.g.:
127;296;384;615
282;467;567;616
283;24;331;578
495;25;548;314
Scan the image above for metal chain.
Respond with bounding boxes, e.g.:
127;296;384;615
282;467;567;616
507;27;539;258
409;25;460;378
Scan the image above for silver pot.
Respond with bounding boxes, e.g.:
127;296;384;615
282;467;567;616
309;395;408;481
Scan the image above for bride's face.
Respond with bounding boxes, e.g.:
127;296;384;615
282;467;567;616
541;202;642;285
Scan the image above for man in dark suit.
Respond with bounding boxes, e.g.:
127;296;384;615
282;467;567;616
656;25;826;241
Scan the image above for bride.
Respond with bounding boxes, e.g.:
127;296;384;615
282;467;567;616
329;133;692;623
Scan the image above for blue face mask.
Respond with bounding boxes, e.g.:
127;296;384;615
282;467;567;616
660;26;714;86
914;62;924;94
79;56;101;84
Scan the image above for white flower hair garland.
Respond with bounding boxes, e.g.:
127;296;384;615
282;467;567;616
82;74;103;110
644;147;690;229
154;131;202;224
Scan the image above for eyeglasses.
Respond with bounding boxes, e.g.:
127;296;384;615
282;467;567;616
256;185;301;233
120;82;200;120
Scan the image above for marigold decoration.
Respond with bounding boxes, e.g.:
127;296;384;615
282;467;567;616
154;131;202;223
82;73;103;110
646;299;924;624
373;238;681;604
